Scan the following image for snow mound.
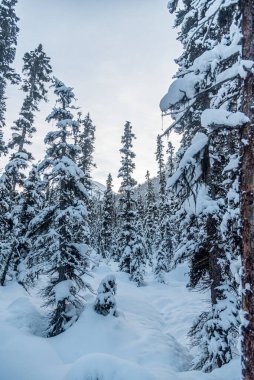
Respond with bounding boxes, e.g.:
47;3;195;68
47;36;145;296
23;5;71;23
7;296;47;336
65;353;157;380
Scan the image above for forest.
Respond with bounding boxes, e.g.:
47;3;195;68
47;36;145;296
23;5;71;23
0;1;254;380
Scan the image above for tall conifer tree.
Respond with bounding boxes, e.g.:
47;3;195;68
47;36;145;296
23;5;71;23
100;173;115;259
117;121;137;274
78;113;96;192
27;78;92;336
0;0;20;154
144;170;157;258
166;141;175;177
7;44;52;192
155;135;166;197
0;44;52;286
161;0;244;371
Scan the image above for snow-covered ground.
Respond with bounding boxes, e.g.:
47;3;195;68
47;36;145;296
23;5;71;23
0;263;240;380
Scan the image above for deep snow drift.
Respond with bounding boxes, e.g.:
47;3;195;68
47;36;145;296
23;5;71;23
0;262;240;380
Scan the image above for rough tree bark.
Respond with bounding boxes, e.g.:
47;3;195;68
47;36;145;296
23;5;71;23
241;1;254;379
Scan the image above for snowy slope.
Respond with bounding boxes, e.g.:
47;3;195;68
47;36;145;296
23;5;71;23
134;177;160;201
0;263;240;380
91;180;107;200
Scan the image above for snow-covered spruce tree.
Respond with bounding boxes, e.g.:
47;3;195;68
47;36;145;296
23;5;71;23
154;193;173;283
117;121;137;273
130;217;147;286
0;0;20;154
154;242;168;283
161;0;245;372
78;113;96;192
17;166;46;286
117;125;148;284
7;44;52;191
94;274;118;317
136;192;146;237
100;173;116;259
155;135;166;197
154;135;173;282
27;78;92;337
166;140;175;177
78;113;97;252
136;191;145;219
89;194;103;258
0;44;52;286
143;170;158;258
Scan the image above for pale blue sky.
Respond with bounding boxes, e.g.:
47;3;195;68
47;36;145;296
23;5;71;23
5;0;181;189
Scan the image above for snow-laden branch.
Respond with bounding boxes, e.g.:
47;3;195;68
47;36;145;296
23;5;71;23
167;132;208;188
201;109;249;130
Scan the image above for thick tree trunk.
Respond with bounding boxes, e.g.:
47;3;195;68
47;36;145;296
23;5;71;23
241;1;254;379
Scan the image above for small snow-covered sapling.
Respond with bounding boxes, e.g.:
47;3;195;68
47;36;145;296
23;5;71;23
94;274;118;317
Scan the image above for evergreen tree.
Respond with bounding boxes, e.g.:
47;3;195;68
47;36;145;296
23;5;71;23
136;191;145;220
7;43;52;191
78;113;96;192
130;218;147;286
154;239;169;284
154;196;173;283
161;0;243;371
116;123;148;283
0;44;52;286
94;274;118;317
117;121;137;274
17;166;46;286
166;141;175;177
27;78;92;336
136;192;146;240
154;135;173;282
0;0;20;154
78;113;97;252
100;173;115;259
89;193;103;257
155;135;166;197
143;170;158;258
